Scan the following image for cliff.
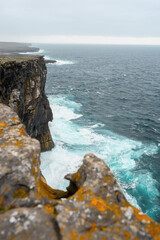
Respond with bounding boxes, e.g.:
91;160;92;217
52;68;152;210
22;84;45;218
0;55;54;151
0;42;39;54
0;104;160;240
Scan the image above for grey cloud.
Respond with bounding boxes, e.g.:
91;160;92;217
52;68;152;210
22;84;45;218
0;0;160;39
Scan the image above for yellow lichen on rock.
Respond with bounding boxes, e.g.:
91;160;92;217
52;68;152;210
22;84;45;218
13;189;29;198
0;123;7;127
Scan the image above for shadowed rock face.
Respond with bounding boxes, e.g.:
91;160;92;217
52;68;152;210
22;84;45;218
0;104;160;240
0;55;54;151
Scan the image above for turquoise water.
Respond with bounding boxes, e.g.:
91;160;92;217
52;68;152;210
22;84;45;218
32;44;160;222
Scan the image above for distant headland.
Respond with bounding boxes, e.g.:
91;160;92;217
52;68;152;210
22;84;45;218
0;42;57;64
0;42;39;54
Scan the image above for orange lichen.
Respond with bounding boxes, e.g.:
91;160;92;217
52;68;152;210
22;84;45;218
13;140;23;147
72;187;93;202
70;230;79;240
79;236;87;240
38;177;68;200
33;157;37;165
0;123;7;127
104;175;113;183
90;198;107;212
68;230;93;240
89;223;98;232
100;236;107;240
18;126;26;136
0;145;6;148
146;222;160;238
0;196;4;203
90;197;122;218
0;129;3;135
100;227;107;231
9;237;15;240
4;188;9;192
132;205;151;222
44;203;56;215
11;118;19;122
73;169;82;182
124;230;131;239
13;189;29;198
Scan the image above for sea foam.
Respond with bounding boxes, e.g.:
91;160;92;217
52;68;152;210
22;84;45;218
41;95;159;218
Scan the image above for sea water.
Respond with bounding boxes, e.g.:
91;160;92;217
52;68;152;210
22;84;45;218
32;44;160;222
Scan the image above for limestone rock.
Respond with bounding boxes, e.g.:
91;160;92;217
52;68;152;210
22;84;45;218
0;55;54;151
56;154;160;240
0;208;59;240
0;103;41;207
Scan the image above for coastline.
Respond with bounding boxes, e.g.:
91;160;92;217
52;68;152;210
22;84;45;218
0;42;160;239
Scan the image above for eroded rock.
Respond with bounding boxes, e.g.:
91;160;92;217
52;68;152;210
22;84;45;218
56;154;160;240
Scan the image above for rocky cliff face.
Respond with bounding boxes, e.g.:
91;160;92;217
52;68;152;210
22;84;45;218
0;104;160;240
0;55;54;151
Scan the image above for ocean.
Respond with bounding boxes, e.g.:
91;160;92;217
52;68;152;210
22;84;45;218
32;44;160;222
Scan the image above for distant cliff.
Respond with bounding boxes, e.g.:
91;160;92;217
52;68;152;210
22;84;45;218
0;42;39;54
0;55;54;151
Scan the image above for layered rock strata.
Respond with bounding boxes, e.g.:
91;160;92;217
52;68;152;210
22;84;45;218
0;55;54;151
0;104;160;240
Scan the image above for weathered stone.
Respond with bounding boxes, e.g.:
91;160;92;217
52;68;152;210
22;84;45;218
0;104;66;207
0;55;54;151
0;104;61;239
0;208;59;240
56;154;160;240
0;104;41;207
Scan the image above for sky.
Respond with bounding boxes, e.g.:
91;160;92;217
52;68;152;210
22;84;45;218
0;0;160;44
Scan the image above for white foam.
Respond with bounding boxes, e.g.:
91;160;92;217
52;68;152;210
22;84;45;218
55;60;75;65
41;144;82;189
41;94;159;214
19;49;44;55
91;123;105;128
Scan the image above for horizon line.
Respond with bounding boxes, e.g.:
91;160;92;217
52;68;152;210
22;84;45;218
1;35;160;45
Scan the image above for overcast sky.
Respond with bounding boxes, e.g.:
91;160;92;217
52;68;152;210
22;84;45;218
1;0;160;44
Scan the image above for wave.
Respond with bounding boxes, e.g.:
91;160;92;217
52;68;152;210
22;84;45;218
19;49;44;55
41;94;159;219
55;60;75;65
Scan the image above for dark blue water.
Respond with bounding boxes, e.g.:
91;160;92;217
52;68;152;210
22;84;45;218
33;44;160;222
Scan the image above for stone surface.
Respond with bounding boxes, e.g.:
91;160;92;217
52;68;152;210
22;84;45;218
0;208;59;240
0;104;160;239
0;104;40;205
0;55;54;151
56;154;160;240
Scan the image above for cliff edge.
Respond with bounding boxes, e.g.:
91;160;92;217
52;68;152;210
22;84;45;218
0;104;160;240
0;55;54;151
